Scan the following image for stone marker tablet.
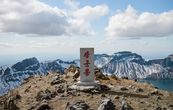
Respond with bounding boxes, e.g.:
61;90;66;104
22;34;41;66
77;48;98;86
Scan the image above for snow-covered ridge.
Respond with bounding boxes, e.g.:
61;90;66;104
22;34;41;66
94;54;113;68
100;51;173;79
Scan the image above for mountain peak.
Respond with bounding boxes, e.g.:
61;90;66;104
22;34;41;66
114;51;132;55
11;57;39;72
112;51;145;64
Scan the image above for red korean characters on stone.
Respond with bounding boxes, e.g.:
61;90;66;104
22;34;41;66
83;50;91;76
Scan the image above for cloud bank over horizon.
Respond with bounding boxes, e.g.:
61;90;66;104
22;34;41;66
0;0;173;38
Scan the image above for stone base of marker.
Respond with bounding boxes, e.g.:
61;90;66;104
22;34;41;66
77;80;99;86
69;81;99;91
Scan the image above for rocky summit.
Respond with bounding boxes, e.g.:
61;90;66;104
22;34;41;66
0;66;173;110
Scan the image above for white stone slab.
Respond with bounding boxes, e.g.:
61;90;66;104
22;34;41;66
77;48;98;86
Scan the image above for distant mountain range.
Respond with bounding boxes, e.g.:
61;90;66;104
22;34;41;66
0;51;173;95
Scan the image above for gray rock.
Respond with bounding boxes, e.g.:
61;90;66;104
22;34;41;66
73;69;80;79
4;98;20;110
101;94;106;98
3;93;21;110
121;100;133;110
114;95;120;99
36;102;51;110
95;68;106;80
55;84;65;93
98;98;115;110
169;104;173;107
36;89;54;101
110;74;118;80
155;107;162;110
163;107;167;110
68;100;90;110
134;88;144;93
51;75;64;85
150;89;162;95
120;87;128;91
27;102;39;110
100;84;111;91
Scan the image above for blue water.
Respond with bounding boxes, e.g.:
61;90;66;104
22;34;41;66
139;79;173;93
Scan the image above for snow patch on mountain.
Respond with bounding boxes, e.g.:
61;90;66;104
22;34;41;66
94;54;113;68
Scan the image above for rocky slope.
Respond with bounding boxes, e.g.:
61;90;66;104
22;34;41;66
0;51;173;96
0;67;173;110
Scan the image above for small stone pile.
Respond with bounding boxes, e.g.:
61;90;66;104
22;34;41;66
50;75;65;85
36;89;56;101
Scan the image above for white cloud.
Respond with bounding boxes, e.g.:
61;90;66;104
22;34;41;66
0;0;68;36
66;3;109;36
105;5;173;38
3;12;68;36
66;4;108;36
67;19;95;36
0;0;108;36
71;4;109;21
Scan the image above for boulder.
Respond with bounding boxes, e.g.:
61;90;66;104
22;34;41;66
4;92;21;110
114;95;120;99
36;91;44;101
97;98;115;110
36;89;54;101
95;68;107;80
111;74;118;80
155;107;162;110
68;65;77;73
100;94;106;98
27;102;38;110
120;87;128;91
36;102;51;110
51;75;64;85
67;100;90;110
64;68;69;75
134;88;144;93
150;89;163;96
121;99;133;110
4;98;19;110
169;104;173;107
55;84;65;93
73;69;80;79
100;84;111;91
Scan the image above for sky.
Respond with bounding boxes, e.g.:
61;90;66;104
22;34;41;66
0;0;173;65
